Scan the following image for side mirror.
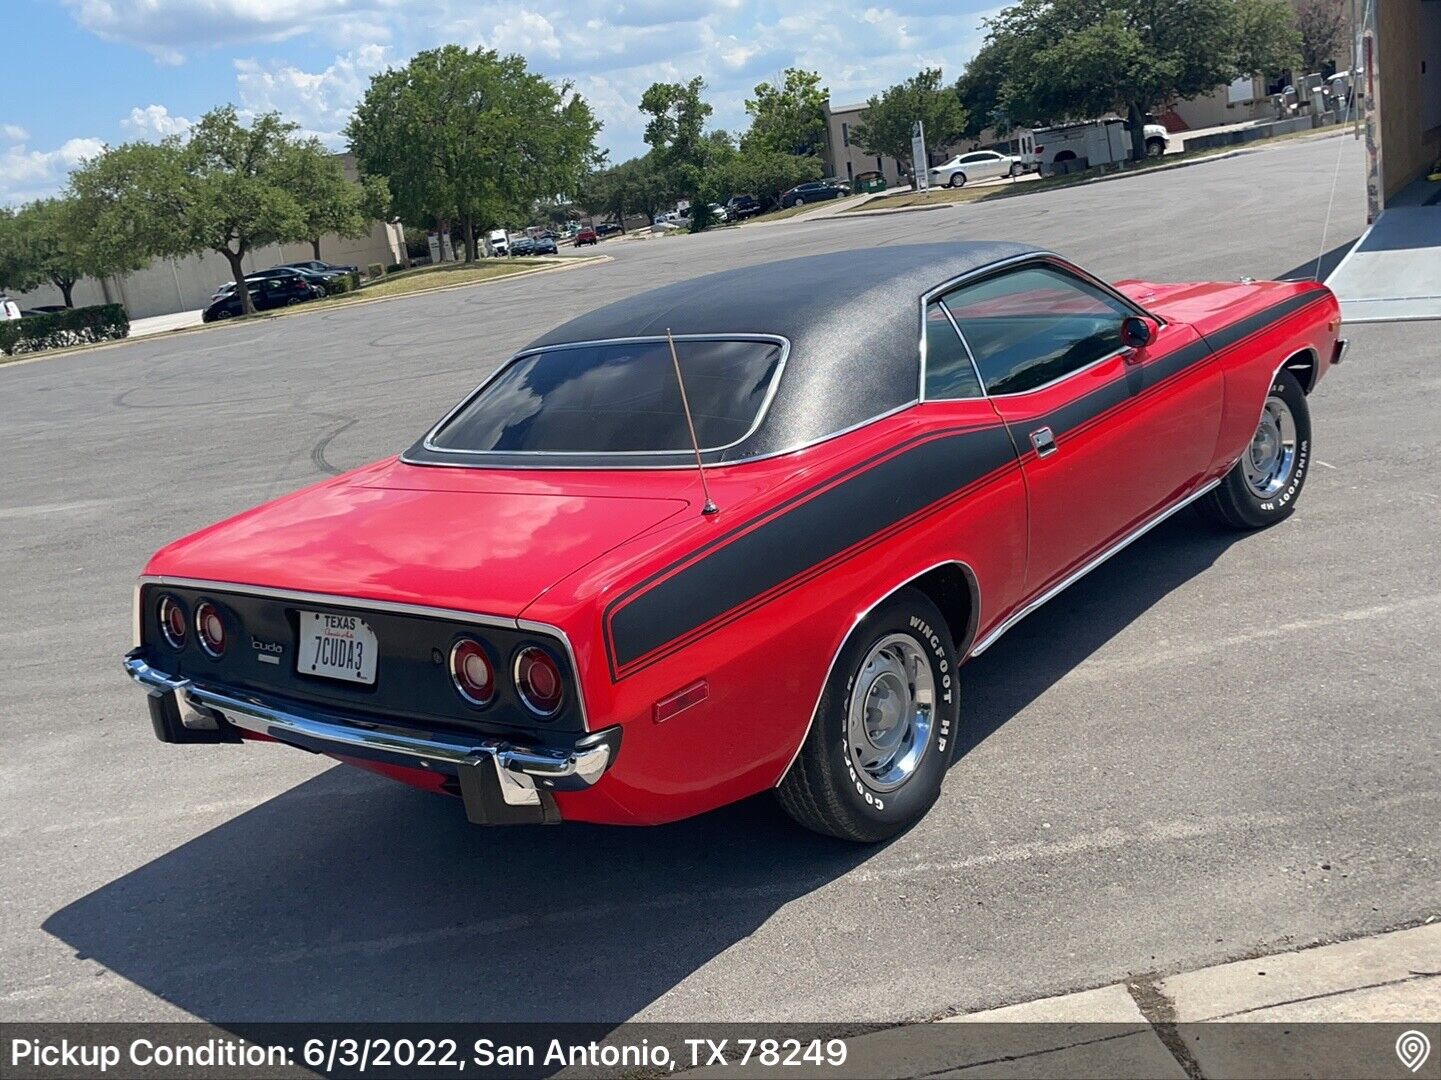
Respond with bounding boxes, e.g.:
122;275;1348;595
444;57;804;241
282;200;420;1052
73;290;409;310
1120;315;1155;350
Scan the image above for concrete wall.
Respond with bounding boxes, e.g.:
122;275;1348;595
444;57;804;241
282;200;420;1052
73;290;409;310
8;220;403;319
1377;0;1441;198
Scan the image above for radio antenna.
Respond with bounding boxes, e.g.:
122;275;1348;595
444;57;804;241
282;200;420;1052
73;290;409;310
666;328;718;516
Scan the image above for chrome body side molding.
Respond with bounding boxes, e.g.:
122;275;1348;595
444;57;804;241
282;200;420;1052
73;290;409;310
967;478;1222;658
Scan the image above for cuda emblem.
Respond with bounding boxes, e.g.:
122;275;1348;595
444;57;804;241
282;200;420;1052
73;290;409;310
251;638;284;664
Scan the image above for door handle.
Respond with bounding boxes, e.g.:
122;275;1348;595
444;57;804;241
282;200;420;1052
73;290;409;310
1030;426;1057;457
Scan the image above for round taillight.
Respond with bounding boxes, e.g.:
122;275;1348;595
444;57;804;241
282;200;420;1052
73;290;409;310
449;639;495;706
195;601;226;657
158;595;187;648
514;646;564;717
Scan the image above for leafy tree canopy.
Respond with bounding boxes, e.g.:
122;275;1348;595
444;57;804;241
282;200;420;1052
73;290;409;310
346;45;599;259
68;107;327;314
849;68;969;175
0;195;145;307
286;144;390;261
1294;0;1346;73
640;77;726;229
743;68;828;158
983;0;1300;159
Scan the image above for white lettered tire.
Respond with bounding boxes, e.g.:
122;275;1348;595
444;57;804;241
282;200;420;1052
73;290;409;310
777;588;959;842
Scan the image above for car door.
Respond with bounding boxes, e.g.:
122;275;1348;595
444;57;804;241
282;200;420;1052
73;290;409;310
937;259;1221;599
971;152;1004;180
916;296;1029;621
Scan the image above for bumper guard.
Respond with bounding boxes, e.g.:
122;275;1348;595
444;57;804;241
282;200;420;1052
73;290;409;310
123;652;618;825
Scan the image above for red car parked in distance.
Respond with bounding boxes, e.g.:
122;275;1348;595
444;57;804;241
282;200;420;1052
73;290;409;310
125;243;1345;840
574;227;599;246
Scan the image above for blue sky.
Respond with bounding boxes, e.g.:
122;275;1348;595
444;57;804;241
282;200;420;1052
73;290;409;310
1;0;999;207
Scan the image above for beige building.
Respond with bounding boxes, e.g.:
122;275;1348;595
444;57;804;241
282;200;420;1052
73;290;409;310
823;100;977;188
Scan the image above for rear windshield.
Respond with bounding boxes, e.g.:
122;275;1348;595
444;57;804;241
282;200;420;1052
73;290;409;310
427;337;785;454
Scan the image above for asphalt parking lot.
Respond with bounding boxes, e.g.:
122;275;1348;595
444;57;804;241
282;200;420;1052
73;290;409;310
1;134;1436;1025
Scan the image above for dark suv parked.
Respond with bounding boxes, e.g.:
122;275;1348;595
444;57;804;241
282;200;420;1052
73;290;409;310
725;195;763;220
203;272;322;321
779;180;848;209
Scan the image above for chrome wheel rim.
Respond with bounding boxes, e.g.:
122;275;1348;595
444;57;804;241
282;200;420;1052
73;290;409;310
1243;394;1298;498
846;633;934;792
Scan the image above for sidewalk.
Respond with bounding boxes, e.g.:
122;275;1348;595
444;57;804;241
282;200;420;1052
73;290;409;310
697;923;1439;1078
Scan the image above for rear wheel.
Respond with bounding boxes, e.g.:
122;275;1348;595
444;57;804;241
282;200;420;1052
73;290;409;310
777;588;958;842
1009;162;1023;177
948;172;967;188
1200;369;1311;529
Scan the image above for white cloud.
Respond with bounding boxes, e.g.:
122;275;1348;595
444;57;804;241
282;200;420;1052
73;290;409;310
0;137;105;207
2;124;30;142
54;1;1000;162
234;44;390;146
121;104;193;138
61;0;382;62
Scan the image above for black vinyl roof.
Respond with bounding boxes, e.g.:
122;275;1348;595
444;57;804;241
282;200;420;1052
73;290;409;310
407;241;1045;468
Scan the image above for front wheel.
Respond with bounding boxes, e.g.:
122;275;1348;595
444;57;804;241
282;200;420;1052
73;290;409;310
1009;162;1023;177
1146;138;1166;158
777;588;958;842
1200;369;1311;529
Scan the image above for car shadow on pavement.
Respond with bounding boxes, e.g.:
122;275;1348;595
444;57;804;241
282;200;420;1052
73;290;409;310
43;768;876;1024
42;511;1243;1028
953;510;1244;760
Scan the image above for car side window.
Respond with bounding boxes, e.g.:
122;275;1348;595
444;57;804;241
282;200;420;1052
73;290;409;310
942;265;1131;395
923;300;983;400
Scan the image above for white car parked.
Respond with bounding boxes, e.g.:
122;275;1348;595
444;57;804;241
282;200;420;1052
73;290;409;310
929;150;1026;188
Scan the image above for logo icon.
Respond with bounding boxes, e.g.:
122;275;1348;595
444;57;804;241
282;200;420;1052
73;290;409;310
251;637;284;665
1396;1030;1431;1074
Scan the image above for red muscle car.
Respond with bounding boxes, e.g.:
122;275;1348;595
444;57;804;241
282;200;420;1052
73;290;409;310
124;243;1345;841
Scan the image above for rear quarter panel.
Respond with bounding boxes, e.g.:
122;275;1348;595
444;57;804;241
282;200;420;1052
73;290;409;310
525;407;1027;825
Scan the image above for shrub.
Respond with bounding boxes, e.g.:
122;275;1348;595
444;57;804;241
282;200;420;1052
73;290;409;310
0;304;130;356
385;262;405;274
367;262;385;280
326;275;354;295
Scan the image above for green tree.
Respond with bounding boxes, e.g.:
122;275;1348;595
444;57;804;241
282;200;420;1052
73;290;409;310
954;42;1010;141
743;68;828;158
1294;0;1346;73
68;107;317;315
706;146;822;210
849;68;969;179
346;46;599;261
985;0;1300;162
640;77;719;230
0;196;144;307
285;143;390;261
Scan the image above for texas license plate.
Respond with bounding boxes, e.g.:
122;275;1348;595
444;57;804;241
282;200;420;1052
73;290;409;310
298;611;378;684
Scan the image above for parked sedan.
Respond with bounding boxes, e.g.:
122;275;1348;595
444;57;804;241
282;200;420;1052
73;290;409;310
511;236;558;256
281;259;359;276
779;180;849;208
125;243;1342;840
929;150;1026;187
202;273;322;321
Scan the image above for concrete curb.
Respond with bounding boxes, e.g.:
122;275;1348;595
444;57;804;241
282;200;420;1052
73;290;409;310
0;255;612;371
692;923;1439;1079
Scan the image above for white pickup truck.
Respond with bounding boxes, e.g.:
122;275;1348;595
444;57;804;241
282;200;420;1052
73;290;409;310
1028;118;1170;174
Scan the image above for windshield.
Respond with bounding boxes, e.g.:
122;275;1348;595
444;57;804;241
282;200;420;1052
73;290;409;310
427;337;785;455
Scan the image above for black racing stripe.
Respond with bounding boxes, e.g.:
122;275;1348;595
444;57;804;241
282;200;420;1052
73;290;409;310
1041;291;1326;441
1202;290;1326;353
604;291;1328;675
607;424;1018;673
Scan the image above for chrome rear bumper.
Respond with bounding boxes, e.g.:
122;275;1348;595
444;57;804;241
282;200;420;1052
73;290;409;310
124;653;618;823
